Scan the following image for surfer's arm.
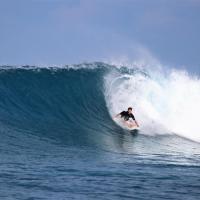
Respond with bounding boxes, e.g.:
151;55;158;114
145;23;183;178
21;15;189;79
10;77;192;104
131;114;139;127
114;113;121;118
134;120;139;127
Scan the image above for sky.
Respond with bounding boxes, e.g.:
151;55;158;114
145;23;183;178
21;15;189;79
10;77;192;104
0;0;200;72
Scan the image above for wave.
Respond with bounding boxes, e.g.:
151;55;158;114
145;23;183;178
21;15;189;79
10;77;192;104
104;65;200;143
0;62;200;144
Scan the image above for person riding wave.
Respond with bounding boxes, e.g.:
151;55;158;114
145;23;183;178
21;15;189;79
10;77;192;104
114;107;139;128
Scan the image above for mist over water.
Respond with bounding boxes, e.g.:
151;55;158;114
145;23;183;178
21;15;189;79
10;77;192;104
0;63;200;200
105;64;200;142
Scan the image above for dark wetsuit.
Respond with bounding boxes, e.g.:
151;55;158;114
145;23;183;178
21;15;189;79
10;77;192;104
120;111;135;121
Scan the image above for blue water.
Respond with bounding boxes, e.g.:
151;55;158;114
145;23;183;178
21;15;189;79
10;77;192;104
0;63;200;200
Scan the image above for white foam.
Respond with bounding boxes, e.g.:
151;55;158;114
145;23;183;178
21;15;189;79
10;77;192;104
104;66;200;143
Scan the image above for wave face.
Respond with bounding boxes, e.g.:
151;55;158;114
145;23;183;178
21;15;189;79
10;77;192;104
1;63;200;200
0;64;116;148
0;62;200;144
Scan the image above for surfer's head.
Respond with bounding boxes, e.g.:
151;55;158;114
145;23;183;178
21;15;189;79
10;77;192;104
128;107;133;113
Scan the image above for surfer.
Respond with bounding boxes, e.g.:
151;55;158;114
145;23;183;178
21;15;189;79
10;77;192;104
114;107;139;128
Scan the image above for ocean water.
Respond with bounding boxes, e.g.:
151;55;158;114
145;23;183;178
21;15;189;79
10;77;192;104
0;63;200;200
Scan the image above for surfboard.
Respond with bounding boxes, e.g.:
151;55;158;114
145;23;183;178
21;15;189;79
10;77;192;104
123;121;140;131
128;126;140;131
113;117;139;131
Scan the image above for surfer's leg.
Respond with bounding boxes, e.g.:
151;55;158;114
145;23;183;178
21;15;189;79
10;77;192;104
124;121;132;128
128;121;137;128
128;123;134;128
123;120;129;127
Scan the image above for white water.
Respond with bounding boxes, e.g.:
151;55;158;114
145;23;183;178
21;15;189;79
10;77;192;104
105;67;200;143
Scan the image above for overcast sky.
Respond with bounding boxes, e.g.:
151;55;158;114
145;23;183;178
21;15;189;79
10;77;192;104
0;0;200;72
